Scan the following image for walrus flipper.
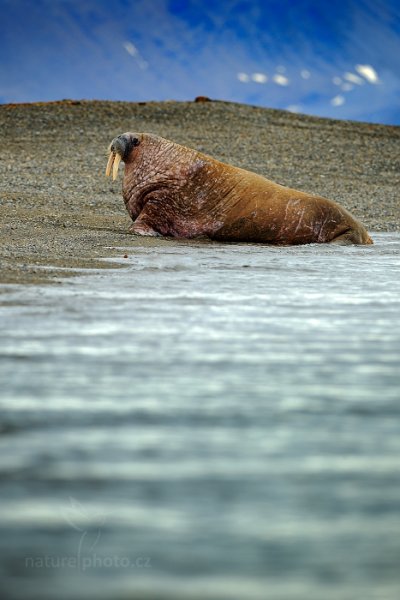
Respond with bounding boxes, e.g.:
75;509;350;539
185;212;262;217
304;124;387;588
330;228;373;245
128;221;162;236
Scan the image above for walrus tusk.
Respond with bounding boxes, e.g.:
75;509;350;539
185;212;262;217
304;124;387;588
112;153;122;181
105;152;114;177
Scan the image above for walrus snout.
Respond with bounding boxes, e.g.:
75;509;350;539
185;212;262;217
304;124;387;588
105;133;141;180
110;135;126;156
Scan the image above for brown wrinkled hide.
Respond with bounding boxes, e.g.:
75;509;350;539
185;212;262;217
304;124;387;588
111;132;373;245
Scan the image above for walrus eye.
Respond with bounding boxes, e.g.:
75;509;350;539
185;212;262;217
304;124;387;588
132;138;139;146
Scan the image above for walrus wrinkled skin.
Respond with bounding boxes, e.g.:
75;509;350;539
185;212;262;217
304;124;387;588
106;132;373;245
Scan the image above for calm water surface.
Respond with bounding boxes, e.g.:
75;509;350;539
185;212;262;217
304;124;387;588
1;233;400;599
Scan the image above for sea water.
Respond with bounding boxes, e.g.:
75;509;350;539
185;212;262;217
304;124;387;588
1;233;400;600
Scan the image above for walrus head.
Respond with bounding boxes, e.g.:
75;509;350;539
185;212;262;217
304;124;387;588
105;133;142;180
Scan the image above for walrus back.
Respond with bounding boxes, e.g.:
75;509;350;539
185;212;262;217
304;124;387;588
210;169;373;245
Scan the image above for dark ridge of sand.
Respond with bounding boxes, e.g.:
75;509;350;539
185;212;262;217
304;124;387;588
0;99;399;284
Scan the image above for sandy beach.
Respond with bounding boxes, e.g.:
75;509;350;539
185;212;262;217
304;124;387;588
0;99;399;285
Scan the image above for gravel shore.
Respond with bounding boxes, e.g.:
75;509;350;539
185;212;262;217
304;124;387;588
0;99;399;284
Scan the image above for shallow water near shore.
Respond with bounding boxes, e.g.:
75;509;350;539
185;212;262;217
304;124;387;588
1;232;400;600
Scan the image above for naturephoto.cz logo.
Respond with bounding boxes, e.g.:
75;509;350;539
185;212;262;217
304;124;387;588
24;497;151;571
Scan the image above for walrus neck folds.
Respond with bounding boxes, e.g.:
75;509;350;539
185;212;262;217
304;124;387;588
122;136;202;222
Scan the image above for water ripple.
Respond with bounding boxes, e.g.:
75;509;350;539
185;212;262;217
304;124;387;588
1;233;400;600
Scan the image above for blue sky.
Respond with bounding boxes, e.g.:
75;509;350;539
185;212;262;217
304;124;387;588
1;0;399;124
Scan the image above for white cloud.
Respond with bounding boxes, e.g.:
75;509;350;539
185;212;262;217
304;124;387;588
123;41;148;69
355;64;380;84
300;69;311;79
123;41;137;57
331;95;345;107
332;76;342;85
341;83;354;92
286;104;301;113
273;74;289;86
251;72;268;84
344;72;365;85
237;72;250;83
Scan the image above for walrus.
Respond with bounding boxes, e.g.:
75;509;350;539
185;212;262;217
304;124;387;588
105;132;373;245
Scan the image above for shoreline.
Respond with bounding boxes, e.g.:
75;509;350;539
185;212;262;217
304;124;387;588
1;99;399;285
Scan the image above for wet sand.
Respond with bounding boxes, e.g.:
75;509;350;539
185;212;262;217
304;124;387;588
0;99;399;284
